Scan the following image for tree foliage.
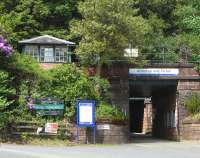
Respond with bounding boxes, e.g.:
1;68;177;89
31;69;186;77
185;92;200;115
0;71;14;129
0;0;81;46
45;64;110;105
25;64;111;121
39;64;109;120
1;0;200;66
96;102;127;122
70;0;150;66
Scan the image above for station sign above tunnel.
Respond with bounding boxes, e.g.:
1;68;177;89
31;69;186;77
129;68;179;77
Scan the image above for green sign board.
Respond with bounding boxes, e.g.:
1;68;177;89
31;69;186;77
31;104;64;116
28;98;64;116
32;104;64;110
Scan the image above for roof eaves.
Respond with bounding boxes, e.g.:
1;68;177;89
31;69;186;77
19;35;75;45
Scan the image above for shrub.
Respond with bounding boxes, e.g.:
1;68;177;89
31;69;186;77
184;113;200;121
44;64;108;121
0;71;14;130
185;93;200;114
0;36;12;56
96;102;127;122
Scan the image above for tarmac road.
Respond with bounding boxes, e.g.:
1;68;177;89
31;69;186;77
1;139;200;158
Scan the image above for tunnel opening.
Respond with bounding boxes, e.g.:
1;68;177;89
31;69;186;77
129;80;178;140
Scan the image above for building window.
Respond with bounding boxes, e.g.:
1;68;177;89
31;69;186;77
55;47;71;63
24;45;39;61
23;45;72;63
55;47;66;62
40;46;54;62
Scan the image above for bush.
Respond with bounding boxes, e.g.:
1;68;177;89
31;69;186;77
185;93;200;114
184;113;200;122
0;71;14;129
96;102;127;122
43;64;109;121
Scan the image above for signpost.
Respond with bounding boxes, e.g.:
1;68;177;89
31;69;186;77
28;98;64;116
77;100;96;144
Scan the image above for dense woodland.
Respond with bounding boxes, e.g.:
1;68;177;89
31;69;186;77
1;0;200;63
1;0;200;131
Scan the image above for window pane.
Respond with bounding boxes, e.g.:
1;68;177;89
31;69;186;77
55;47;67;63
40;46;54;62
24;46;39;59
55;56;59;62
56;51;59;56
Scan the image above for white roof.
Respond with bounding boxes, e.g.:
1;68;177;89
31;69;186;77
19;35;75;45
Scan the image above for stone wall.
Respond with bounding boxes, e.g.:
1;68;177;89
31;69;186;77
177;82;200;140
181;120;200;140
109;78;129;117
68;123;129;144
68;124;87;143
142;102;152;134
101;63;200;141
101;63;129;117
87;123;129;144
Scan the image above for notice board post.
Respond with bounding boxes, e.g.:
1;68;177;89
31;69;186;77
77;100;96;144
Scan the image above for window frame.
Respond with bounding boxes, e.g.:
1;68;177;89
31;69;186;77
24;45;39;61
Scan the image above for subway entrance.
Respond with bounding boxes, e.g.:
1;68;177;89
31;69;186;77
129;80;178;140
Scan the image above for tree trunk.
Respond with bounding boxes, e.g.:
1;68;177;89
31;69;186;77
96;61;101;77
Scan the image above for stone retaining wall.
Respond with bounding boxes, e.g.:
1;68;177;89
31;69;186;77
87;123;129;144
10;122;129;144
181;120;200;140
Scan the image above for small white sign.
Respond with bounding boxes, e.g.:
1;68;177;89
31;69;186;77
45;123;58;134
129;68;179;76
97;124;110;130
124;48;138;57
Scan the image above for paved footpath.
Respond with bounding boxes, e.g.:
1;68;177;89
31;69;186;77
1;139;200;158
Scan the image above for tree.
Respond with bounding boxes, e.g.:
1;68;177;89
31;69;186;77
0;35;50;128
41;64;109;120
1;34;49;102
0;0;82;47
48;64;99;104
70;0;150;67
169;0;200;66
134;0;179;63
7;53;49;101
0;71;14;130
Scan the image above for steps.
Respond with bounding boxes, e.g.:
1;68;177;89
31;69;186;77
10;121;74;140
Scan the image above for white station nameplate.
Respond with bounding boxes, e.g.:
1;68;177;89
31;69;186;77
129;68;179;76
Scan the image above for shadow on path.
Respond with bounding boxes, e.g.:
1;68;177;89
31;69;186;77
129;133;177;144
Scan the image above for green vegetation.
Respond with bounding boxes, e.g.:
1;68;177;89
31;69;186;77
0;0;81;46
184;92;200;121
1;0;200;66
41;64;109;121
0;53;49;131
185;92;200;115
49;64;99;105
0;71;14;129
1;0;200;142
70;0;150;66
96;102;127;122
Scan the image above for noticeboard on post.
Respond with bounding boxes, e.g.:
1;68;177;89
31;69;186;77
77;100;95;127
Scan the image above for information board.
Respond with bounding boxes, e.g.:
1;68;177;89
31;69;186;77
77;100;95;127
